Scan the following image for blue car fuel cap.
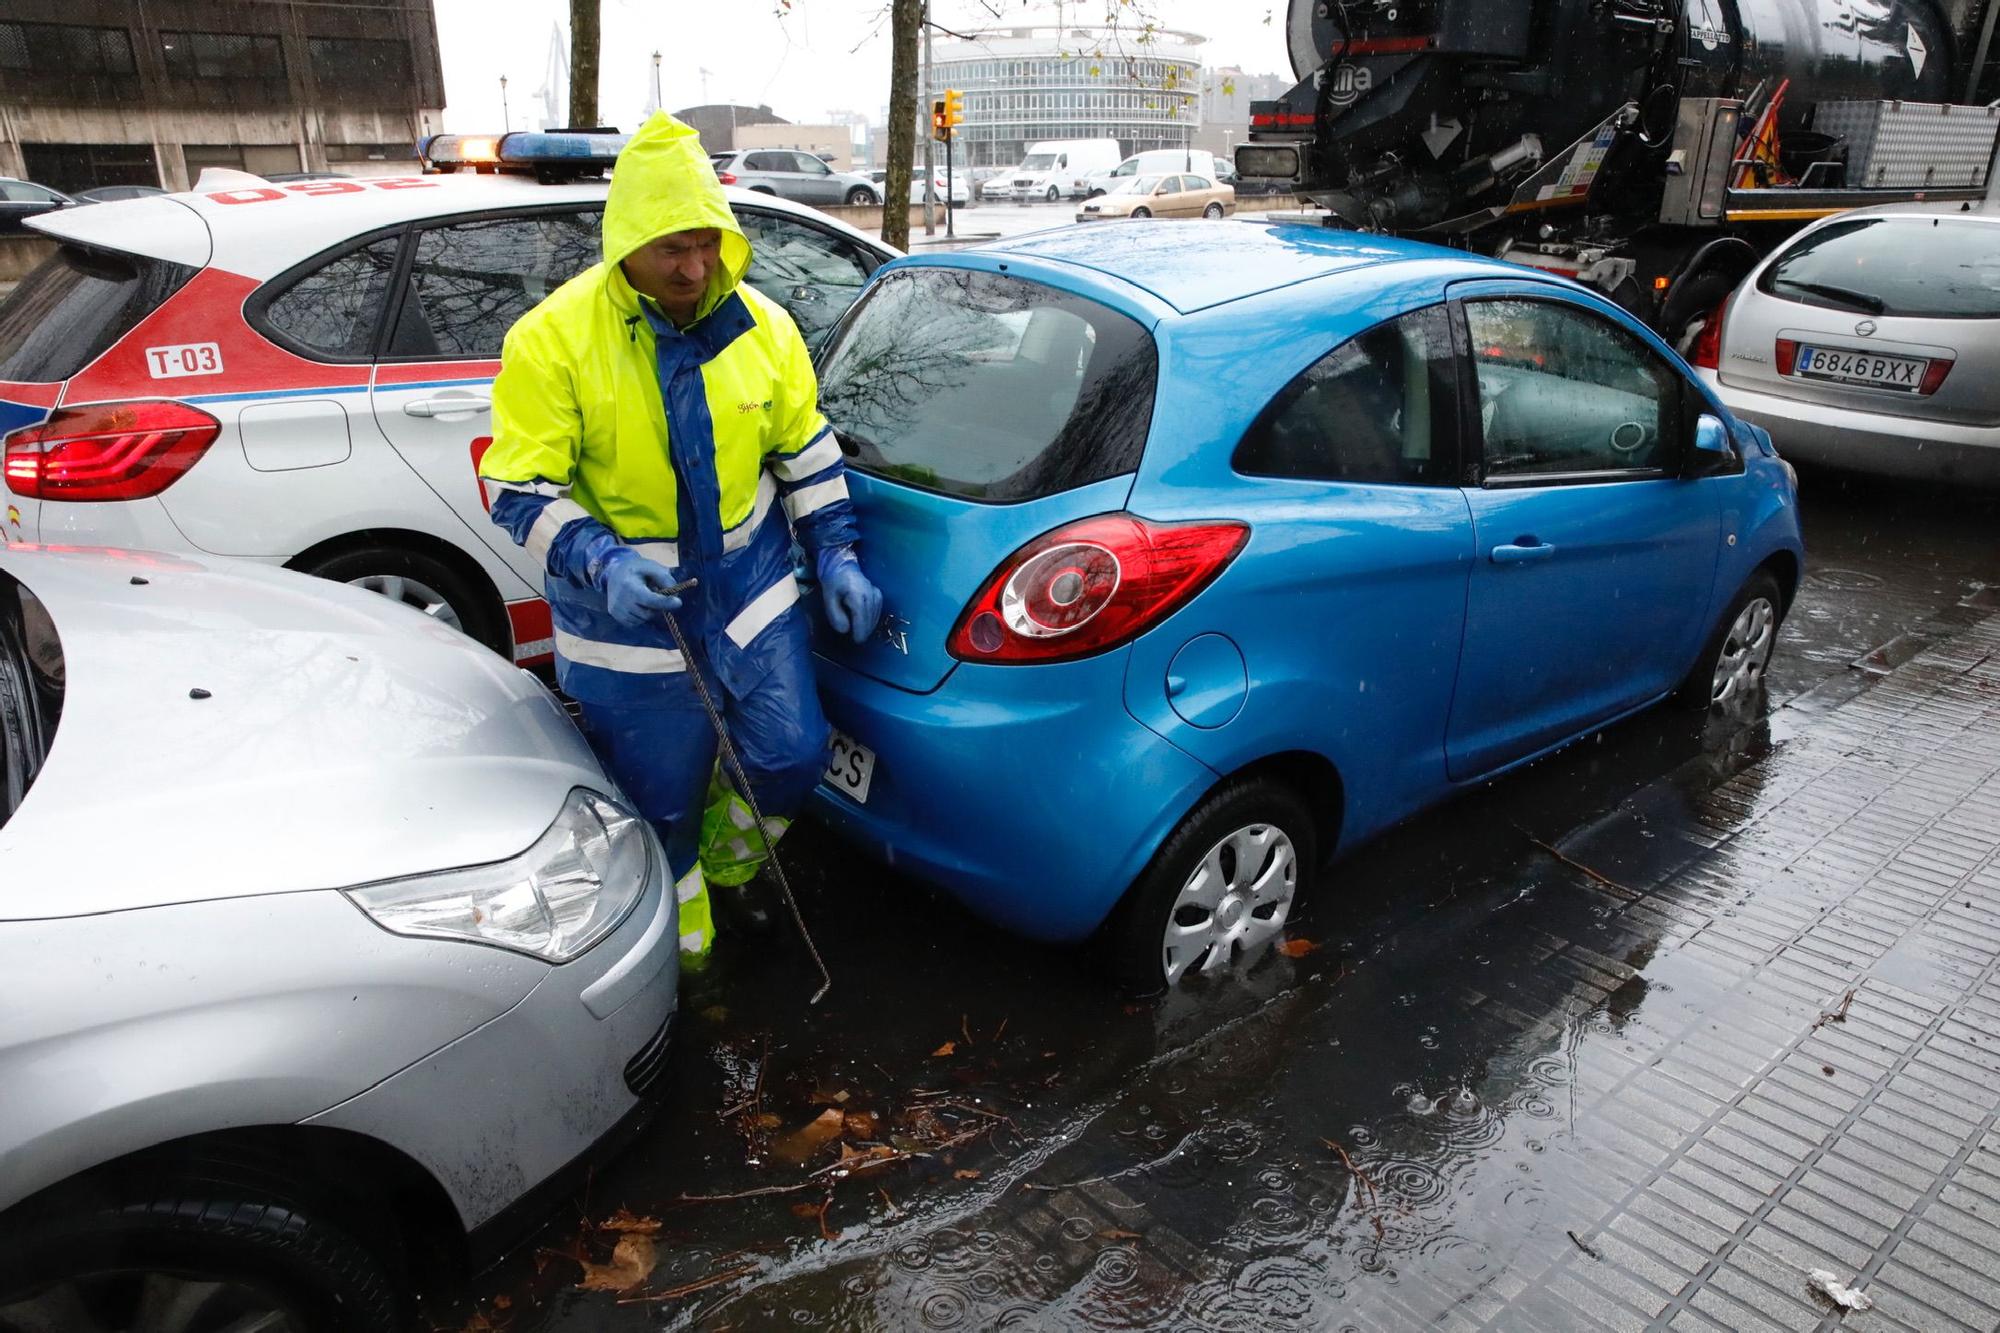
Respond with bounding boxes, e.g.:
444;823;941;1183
1164;634;1247;730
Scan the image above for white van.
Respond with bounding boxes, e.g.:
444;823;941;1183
1007;139;1123;201
1082;148;1218;198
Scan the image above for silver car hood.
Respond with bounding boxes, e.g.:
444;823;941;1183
0;546;608;921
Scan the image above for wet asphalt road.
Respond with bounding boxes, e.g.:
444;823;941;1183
440;467;2000;1332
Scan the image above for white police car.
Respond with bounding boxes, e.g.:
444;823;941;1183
0;132;896;662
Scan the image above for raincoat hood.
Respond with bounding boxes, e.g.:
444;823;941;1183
604;112;751;306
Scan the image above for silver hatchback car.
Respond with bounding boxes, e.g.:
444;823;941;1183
710;148;881;207
0;545;677;1332
1699;203;2000;484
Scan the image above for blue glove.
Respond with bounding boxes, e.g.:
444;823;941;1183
818;547;882;644
598;549;684;628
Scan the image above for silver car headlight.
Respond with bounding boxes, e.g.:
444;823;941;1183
347;789;651;963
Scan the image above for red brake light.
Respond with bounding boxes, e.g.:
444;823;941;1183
716;170;738;185
1774;338;1799;376
948;514;1249;665
1690;294;1731;370
1919;358;1954;395
3;400;220;501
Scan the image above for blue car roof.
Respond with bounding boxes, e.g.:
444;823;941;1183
981;220;1513;315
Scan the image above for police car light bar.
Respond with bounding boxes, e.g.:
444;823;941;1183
418;131;629;175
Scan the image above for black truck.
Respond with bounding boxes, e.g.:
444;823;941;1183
1241;0;2000;345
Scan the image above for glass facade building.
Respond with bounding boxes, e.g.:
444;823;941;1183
931;27;1206;169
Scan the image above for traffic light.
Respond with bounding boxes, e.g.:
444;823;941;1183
943;88;964;134
931;98;949;142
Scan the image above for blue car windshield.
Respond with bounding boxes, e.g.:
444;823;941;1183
817;268;1158;503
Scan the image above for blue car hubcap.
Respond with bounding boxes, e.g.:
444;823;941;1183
1163;822;1298;985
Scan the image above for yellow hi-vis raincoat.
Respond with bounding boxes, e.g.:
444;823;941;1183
479;112;859;957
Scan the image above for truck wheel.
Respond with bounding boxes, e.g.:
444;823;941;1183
1045;185;1061;202
1665;271;1741;355
1103;778;1317;992
301;545;509;658
0;1177;400;1333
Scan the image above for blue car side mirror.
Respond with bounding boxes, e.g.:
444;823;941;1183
1693;414;1732;456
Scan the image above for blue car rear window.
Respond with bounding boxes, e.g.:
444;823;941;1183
817;268;1157;503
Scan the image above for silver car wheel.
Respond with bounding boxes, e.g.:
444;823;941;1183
0;1270;307;1333
1711;595;1777;705
348;573;465;631
1204;203;1224;218
1162;822;1298;985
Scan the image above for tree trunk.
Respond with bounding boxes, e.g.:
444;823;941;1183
882;0;922;250
569;0;600;128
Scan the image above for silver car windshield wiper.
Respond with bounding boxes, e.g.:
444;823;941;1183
1772;278;1887;315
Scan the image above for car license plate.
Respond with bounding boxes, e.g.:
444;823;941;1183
1792;345;1927;391
824;730;876;804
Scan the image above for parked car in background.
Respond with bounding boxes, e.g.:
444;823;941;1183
978;167;1019;201
1696;202;2000;485
1082;149;1219;199
871;168;971;207
807;221;1802;989
0;542;677;1331
1077;173;1236;221
0;180;73;235
71;185;166;204
0;134;896;670
710;148;880;206
1005;138;1122;201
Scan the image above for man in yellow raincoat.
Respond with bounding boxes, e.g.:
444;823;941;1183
479;113;882;957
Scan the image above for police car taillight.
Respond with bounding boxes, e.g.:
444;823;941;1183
948;515;1248;664
419;130;628;177
3;400;220;501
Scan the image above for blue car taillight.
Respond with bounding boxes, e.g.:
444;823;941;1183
948;514;1247;665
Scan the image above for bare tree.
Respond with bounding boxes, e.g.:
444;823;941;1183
569;0;600;127
881;0;922;250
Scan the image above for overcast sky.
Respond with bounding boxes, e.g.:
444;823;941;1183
435;1;1292;134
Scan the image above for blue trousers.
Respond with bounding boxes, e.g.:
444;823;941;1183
575;628;831;936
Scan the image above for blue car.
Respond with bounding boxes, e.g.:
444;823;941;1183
807;222;1803;988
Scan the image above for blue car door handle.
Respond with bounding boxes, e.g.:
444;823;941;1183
1490;540;1556;565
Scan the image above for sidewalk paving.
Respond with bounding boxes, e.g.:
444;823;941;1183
1384;608;2000;1332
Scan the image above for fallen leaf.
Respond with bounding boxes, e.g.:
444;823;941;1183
576;1234;657;1292
755;1112;782;1129
493;1296;512;1311
597;1206;662;1235
1099;1228;1142;1241
953;1169;981;1180
699;1004;728;1023
807;1087;852;1106
836;1142;900;1173
843;1110;880;1138
790;1201;821;1218
771;1108;846;1165
1276;938;1321;958
1822;1064;1836;1076
932;1041;957;1057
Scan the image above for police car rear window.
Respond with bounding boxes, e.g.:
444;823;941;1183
256;235;402;360
817;269;1157;504
0;244;196;383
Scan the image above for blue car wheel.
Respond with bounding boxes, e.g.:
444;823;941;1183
1104;777;1317;992
1674;571;1784;710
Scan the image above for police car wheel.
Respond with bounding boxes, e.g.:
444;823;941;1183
1103;777;1316;994
301;546;508;658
